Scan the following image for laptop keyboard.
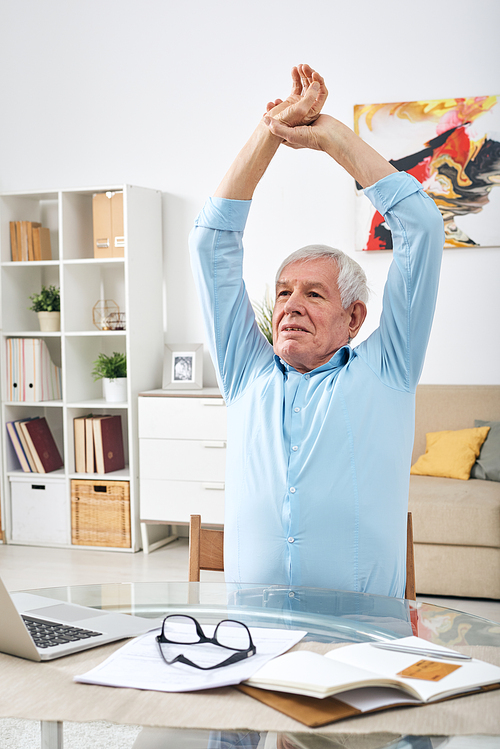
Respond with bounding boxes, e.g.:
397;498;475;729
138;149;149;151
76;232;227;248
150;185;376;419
22;615;103;649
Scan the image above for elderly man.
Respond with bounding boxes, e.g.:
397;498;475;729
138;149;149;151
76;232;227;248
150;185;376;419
190;66;444;597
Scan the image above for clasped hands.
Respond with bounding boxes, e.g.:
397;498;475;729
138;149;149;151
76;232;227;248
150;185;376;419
262;64;332;151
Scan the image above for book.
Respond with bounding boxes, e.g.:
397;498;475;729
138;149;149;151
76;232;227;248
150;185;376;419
19;221;29;261
74;414;92;473
6;421;32;472
93;414;125;474
32;226;52;261
22;417;63;474
9;222;18;261
85;416;95;473
243;636;500;711
13;418;40;472
27;222;41;261
15;222;23;260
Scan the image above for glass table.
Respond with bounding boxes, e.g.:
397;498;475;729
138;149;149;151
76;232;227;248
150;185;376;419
2;582;500;749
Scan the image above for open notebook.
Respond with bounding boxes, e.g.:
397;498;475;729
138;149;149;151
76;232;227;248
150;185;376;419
239;635;500;726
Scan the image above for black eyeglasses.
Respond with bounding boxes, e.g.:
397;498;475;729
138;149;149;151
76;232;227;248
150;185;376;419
156;614;256;670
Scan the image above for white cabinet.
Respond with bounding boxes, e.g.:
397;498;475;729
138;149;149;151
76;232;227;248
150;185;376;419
138;389;226;551
0;185;164;551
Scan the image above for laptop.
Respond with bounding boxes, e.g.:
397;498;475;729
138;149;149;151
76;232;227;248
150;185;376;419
0;574;163;661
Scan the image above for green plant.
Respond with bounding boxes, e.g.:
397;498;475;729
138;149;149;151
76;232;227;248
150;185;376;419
92;351;127;381
252;287;274;345
28;285;60;312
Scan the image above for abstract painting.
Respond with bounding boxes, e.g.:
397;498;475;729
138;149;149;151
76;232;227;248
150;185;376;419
354;96;500;250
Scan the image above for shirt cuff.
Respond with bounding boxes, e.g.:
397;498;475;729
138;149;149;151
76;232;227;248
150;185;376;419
194;196;252;232
363;172;423;216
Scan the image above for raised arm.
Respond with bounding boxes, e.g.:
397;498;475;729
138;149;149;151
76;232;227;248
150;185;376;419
214;65;328;200
263;113;397;189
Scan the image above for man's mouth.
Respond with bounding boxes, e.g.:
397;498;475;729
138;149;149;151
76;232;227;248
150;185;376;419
281;326;308;333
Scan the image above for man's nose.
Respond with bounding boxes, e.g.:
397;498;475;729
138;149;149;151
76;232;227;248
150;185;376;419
283;292;304;314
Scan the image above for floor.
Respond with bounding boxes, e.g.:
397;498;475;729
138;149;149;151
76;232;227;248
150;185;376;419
1;537;500;624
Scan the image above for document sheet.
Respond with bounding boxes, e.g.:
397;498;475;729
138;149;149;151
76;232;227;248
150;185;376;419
75;624;306;693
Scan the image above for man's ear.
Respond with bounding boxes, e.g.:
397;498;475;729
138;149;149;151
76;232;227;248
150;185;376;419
348;301;367;340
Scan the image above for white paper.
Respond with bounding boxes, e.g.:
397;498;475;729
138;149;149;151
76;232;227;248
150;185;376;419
336;686;421;711
75;624;306;693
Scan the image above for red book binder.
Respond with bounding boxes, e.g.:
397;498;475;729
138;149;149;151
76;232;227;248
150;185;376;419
93;415;125;474
24;417;63;473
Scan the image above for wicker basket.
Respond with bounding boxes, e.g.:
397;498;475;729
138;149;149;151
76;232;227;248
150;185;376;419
71;479;131;548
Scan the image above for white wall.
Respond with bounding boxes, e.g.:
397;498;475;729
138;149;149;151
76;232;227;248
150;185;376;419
1;0;498;385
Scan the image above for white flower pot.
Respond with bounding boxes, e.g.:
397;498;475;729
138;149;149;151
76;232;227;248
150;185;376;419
103;377;127;403
37;311;60;332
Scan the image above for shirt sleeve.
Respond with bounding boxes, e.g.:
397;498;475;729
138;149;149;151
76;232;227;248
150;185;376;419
189;197;274;403
355;171;445;392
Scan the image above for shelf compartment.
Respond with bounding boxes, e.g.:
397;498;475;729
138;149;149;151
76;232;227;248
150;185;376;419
67;406;129;475
1;263;60;331
3;403;64;474
0;193;59;263
63;261;125;333
64;335;127;403
61;188;124;261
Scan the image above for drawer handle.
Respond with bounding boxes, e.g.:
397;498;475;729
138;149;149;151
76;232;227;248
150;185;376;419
202;441;226;448
203;482;225;491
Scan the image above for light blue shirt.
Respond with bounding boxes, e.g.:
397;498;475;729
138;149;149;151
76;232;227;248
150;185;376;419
189;172;444;597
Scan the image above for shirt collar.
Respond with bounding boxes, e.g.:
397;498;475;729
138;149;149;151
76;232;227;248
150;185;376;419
273;345;353;376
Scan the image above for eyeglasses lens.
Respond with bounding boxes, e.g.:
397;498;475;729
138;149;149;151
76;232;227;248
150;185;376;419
163;615;200;643
215;621;251;651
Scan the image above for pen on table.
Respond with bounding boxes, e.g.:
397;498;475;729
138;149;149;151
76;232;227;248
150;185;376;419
371;643;472;661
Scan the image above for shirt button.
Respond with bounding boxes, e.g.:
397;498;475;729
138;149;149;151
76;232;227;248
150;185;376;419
294;407;300;413
288;537;295;543
288;591;295;598
292;445;298;452
305;374;310;380
289;487;296;494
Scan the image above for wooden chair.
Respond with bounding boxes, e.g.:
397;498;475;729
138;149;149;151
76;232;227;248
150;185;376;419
188;515;224;582
188;512;416;600
405;511;416;600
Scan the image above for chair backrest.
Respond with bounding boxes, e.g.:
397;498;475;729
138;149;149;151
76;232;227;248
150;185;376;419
405;511;416;600
188;515;224;582
188;512;416;599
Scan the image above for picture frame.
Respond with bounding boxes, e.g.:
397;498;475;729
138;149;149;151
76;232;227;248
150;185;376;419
162;343;203;390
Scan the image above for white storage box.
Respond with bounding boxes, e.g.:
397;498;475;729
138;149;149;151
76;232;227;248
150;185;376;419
10;475;69;545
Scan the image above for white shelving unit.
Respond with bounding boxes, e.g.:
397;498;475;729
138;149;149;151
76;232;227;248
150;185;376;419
0;184;164;551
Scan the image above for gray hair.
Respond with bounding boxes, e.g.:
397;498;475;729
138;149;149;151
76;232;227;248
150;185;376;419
275;244;369;309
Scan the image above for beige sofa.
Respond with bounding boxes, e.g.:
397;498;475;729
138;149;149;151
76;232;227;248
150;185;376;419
409;385;500;599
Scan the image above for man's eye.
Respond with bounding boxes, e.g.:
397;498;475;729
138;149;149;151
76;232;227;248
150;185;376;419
277;290;290;298
309;292;321;298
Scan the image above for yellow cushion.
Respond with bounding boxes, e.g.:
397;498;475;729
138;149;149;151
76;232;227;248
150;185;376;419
411;427;490;481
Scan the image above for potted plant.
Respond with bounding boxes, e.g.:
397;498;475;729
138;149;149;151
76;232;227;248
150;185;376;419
253;287;274;344
28;285;60;332
92;351;127;402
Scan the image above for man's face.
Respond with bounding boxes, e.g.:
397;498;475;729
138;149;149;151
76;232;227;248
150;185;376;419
272;258;366;374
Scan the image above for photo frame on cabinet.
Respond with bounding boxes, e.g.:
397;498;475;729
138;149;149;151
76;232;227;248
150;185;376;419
162;343;203;390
